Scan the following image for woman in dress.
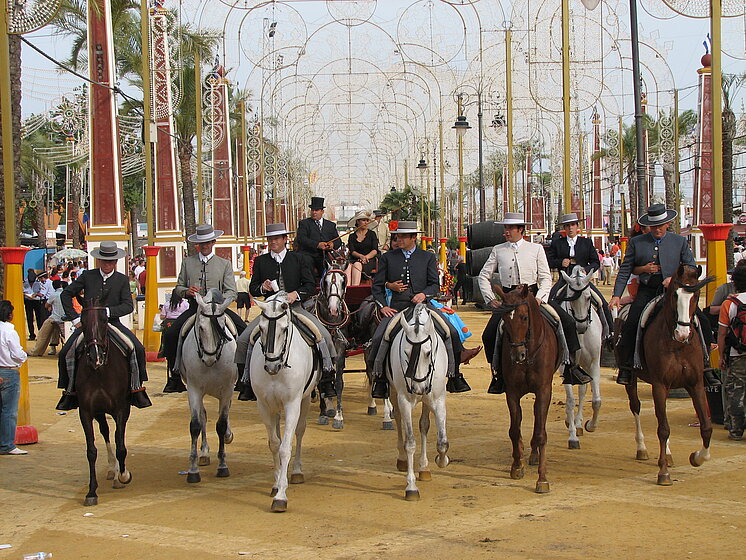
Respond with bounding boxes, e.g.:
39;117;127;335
345;210;379;286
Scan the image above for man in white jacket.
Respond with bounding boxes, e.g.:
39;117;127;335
478;213;591;394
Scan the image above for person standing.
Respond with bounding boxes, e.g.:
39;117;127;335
23;269;43;341
28;279;66;357
235;270;252;322
296;196;342;280
0;300;29;455
600;251;614;286
718;266;746;441
370;209;390;252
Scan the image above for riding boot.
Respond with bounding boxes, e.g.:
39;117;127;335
237;378;257;401
616;366;634;386
318;368;337;398
446;371;471;393
371;376;389;399
130;388;152;409
55;391;78;411
562;362;592;385
487;372;505;394
163;369;187;393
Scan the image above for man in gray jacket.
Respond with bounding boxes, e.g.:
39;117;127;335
161;225;246;392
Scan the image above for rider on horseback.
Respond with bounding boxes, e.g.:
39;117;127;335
479;213;592;394
161;225;247;393
55;241;151;410
234;222;338;401
547;213;614;340
369;221;482;399
609;204;718;386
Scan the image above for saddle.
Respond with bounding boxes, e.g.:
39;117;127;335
250;311;323;348
67;325;140;391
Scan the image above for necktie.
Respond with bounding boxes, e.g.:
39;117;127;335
276;260;285;291
317;220;323;232
511;243;520;283
200;261;207;295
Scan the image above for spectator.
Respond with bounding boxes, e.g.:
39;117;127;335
601;251;614;285
717;266;746;440
138;267;147;296
32;271;54;324
28;279;66;357
452;255;467;305
0;300;29;455
235;270;252;322
23;269;43;341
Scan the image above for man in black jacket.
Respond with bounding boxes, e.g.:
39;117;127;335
55;241;151;410
296;196;342;280
368;221;481;398
234;223;337;400
546;212;613;335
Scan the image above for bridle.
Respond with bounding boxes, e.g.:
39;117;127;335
81;306;109;369
260;306;293;369
664;275;714;342
498;300;545;364
315;268;350;329
561;283;594;327
395;311;438;394
195;300;231;363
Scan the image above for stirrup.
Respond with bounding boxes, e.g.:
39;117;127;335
616;367;634;386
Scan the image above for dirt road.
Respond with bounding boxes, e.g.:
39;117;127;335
2;305;745;560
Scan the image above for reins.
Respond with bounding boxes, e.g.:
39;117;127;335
260;308;293;369
499;299;547;365
195;301;231;363
81;305;109;367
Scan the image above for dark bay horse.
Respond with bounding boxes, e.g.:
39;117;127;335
623;265;714;485
76;302;133;505
494;285;559;493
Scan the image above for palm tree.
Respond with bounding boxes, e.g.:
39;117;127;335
722;72;745;267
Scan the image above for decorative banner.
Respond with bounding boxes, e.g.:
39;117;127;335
693;58;713;225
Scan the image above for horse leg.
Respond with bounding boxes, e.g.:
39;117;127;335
575;383;588;436
382;397;394;430
317;394;329;425
687;383;713;468
271;399;302;512
215;395;231;478
565;384;580;449
367;397;377;416
626;382;649;460
532;386;552;493
651;383;673;485
81;409;99;506
258;399;282;498
187;391;203;483
398;395;419;500
112;408;131;489
585;370;602;433
332;356;344;430
198;403;210;466
506;392;525;480
95;413;116;480
417;403;431;481
290;396;311;485
433;395;449;469
393;394;407;471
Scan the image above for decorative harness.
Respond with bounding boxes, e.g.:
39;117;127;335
498;300;547;365
315;268;351;329
259;304;317;392
392;311;439;394
665;276;713;342
558;282;594;330
195;300;232;363
81;306;110;368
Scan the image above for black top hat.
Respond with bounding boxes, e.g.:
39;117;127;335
309;196;325;210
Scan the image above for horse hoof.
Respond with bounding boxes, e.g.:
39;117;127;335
689;452;705;468
418;470;432;481
404;490;420;501
270;487;278;497
656;473;673;486
186;472;201;484
535;481;551;493
83;496;98;506
576;427;584;436
367;406;377;416
528;453;539;466
636;450;649;461
106;470;115;480
271;499;288;513
225;432;234;445
216;467;230;478
290;473;305;484
118;471;132;485
510;466;524;480
584;420;596;433
112;478;126;489
317;415;329;426
198;456;210;467
396;459;408;472
666;454;674;468
382;421;394;431
325;409;336;418
436;455;449;469
332;419;344;430
568;440;581;449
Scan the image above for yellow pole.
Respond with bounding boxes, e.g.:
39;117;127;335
1;3;16;245
561;0;572;214
439;238;447;270
142;246;161;358
619;115;626;237
506;28;515;213
242;245;251;275
195;49;204;222
457;96;464;256
439;120;445;238
0;248;35;444
673;89;680;234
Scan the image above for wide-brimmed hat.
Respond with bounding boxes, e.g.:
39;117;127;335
309;196;325;210
90;241;126;260
389;220;423;234
347;210;375;229
559;212;583;225
187;224;223;244
265;222;294;237
496;212;531;226
638;203;677;227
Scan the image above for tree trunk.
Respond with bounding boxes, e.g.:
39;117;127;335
70;173;81;248
33;201;46;248
662;163;679;233
723;109;736;270
627;162;638;228
178;139;197;254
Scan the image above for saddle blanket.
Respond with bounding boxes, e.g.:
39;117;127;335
66;325;140;391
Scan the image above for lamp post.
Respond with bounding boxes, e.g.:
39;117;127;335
453;95;471;258
417;154;428;249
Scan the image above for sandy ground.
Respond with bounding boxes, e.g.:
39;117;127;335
2;291;745;560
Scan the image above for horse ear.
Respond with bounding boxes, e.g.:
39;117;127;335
255;299;267;311
519;284;529;298
697;264;703;278
493;284;505;300
560;270;572;284
676;264;685;278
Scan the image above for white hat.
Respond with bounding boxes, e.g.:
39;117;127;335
389;220;423;234
347;210;375;229
496;212;531;226
90;241;126;260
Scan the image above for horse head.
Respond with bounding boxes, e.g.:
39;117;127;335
498;285;532;364
399;304;438;394
255;293;292;375
668;265;714;343
81;297;109;370
560;266;593;334
320;266;347;318
192;289;231;366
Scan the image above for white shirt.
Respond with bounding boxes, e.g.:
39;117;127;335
0;321;27;368
198;253;214;264
567;235;578;257
478;240;552;304
133;265;145;277
601;256;614;267
100;269;115;282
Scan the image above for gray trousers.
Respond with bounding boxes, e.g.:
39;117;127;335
234;304;336;382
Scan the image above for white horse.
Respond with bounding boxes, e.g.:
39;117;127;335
388;304;450;501
251;293;320;513
179;289;237;483
558;266;603;449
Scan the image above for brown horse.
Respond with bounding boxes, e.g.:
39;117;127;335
494;285;559;493
76;302;133;505
623;265;714;485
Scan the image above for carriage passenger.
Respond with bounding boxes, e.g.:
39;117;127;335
368;221;481;399
609;204;717;386
296;196;343;281
478;213;592;394
161;225;247;393
370;209;390;253
234;223;338;401
345;210;379;286
55;242;151;410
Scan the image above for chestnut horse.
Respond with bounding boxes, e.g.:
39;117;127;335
76;302;133;506
494;285;559;493
623;265;714;485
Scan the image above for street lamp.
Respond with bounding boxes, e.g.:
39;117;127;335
417;155;429;246
453;95;471;257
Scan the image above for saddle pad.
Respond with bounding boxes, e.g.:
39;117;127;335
618;304;631;323
384;311;405;342
589;289;604;310
180;314;197;339
108;324;135;353
639;295;664;329
540;302;561;325
428;310;451;340
292;313;323;343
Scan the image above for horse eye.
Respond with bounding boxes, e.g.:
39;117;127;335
281;303;288;310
